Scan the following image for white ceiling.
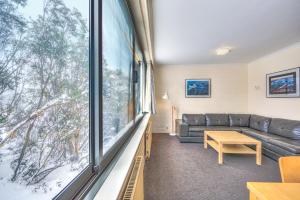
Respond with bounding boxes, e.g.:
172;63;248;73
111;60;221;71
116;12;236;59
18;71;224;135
152;0;300;65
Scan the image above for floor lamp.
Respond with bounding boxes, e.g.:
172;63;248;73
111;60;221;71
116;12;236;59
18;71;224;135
162;92;177;136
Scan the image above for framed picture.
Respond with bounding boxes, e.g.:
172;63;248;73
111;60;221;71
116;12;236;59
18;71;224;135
185;79;211;98
266;67;300;98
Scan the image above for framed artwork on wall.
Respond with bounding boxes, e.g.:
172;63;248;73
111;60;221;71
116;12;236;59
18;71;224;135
185;79;211;98
266;67;300;98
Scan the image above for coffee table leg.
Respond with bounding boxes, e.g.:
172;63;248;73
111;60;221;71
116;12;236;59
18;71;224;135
204;132;207;149
256;143;262;165
218;143;223;164
249;191;257;200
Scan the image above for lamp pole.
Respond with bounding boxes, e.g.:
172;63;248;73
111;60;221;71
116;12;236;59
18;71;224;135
162;92;176;136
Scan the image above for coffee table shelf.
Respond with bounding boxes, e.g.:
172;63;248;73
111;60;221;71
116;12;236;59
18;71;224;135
207;140;256;154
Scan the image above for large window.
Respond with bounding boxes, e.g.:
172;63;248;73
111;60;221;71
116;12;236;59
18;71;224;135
0;0;147;199
0;0;90;199
102;0;144;153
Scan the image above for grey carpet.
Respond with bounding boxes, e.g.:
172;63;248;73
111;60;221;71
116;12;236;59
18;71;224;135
144;133;280;200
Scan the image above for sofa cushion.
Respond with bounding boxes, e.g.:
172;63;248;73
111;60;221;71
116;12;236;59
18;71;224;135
229;114;250;127
242;128;280;142
249;115;271;132
189;126;205;132
188;126;242;133
182;114;206;126
189;131;204;137
262;142;297;156
268;118;300;139
205;114;229;126
267;137;300;154
205;126;242;132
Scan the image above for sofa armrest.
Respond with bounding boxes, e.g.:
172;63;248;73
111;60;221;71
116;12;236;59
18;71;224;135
176;119;189;137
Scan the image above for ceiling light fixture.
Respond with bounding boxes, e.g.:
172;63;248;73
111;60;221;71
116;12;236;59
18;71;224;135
216;47;231;56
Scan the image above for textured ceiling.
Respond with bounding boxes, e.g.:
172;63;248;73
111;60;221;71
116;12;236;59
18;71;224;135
152;0;300;64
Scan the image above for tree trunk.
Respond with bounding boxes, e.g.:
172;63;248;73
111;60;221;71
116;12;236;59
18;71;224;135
11;119;36;181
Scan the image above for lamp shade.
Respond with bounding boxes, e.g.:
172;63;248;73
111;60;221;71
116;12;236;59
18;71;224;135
162;92;169;100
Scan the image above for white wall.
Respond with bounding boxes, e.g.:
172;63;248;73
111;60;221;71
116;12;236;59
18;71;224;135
153;63;248;133
248;43;300;120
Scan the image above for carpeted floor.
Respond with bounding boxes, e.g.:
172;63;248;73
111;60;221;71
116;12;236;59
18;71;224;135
144;133;280;200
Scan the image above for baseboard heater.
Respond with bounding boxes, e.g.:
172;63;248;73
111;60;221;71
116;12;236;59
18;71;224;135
122;156;144;200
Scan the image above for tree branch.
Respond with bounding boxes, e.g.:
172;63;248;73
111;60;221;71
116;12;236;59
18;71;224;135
0;98;73;148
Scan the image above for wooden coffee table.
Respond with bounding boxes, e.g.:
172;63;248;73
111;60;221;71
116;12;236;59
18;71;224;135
204;131;262;165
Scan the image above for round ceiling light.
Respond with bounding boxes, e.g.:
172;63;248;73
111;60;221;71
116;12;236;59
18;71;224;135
216;47;231;56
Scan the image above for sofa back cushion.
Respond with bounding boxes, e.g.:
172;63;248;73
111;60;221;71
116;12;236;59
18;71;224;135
249;115;271;132
268;118;300;139
182;114;206;126
229;114;250;127
205;114;229;126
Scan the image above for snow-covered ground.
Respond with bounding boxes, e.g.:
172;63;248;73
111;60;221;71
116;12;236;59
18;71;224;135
0;147;86;200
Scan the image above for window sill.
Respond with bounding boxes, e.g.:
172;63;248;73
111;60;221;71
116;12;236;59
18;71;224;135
92;113;151;200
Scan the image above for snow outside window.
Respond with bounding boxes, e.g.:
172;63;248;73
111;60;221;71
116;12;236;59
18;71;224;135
0;0;90;199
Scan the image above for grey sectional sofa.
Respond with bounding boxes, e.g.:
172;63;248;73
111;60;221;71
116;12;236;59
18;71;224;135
175;114;300;160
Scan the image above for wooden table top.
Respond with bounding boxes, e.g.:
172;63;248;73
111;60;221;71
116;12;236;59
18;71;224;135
247;182;300;200
205;131;261;144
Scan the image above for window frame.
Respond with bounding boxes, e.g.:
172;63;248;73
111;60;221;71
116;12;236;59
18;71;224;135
53;0;148;199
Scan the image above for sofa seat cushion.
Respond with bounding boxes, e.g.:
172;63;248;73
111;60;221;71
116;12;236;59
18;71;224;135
204;126;242;131
267;137;300;154
189;131;204;137
189;126;206;132
229;114;250;127
249;115;271;132
242;128;280;142
188;126;241;133
268;118;300;139
205;114;229;126
262;142;297;156
182;114;206;126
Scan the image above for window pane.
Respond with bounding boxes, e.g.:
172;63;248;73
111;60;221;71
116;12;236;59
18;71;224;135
135;43;143;116
103;0;134;153
135;64;141;115
0;0;90;199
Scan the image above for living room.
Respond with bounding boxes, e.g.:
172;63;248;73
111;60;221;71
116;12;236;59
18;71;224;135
1;0;299;200
148;45;300;199
148;0;300;200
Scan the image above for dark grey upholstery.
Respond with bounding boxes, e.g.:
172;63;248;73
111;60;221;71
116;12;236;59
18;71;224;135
189;126;206;132
188;125;204;137
189;131;204;137
249;115;271;132
205;126;242;132
242;128;279;142
182;114;206;126
175;119;189;137
229;114;250;127
263;142;295;158
205;114;229;126
267;137;300;154
175;113;300;160
268;118;300;139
